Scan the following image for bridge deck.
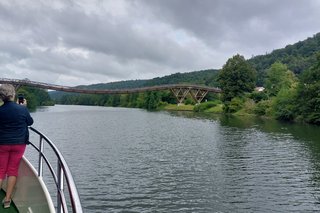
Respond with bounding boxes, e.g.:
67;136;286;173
0;78;221;104
0;78;221;94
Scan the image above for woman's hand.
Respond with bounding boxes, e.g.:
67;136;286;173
17;98;28;106
22;99;28;106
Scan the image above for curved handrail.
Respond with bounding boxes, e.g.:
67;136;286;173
28;127;83;213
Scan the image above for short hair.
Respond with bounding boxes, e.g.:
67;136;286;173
0;84;16;102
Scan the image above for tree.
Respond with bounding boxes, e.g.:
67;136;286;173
265;62;297;96
218;54;257;102
120;94;129;107
272;87;297;121
17;86;54;111
136;92;146;108
296;52;320;124
144;91;159;110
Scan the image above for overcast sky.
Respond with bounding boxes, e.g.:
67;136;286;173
1;0;320;86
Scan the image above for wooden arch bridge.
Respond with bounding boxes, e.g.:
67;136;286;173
0;78;221;104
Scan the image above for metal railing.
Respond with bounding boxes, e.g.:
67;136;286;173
28;127;83;213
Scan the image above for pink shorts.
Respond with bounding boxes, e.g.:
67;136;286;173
0;144;26;179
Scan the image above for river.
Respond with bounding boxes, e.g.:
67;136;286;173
26;105;320;212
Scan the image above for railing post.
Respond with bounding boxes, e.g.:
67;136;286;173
57;162;65;213
38;136;44;177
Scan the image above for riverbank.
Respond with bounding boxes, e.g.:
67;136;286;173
162;103;194;111
161;102;313;126
162;102;224;113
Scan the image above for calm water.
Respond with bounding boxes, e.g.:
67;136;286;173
26;105;320;212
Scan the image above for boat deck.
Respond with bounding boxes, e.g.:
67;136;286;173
0;190;19;213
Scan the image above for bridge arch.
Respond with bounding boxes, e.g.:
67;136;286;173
0;78;221;104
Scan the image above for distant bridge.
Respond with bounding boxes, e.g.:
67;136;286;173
0;78;221;104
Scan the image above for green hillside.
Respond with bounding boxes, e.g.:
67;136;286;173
142;69;219;87
78;69;219;90
249;32;320;85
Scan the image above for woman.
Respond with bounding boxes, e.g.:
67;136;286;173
0;84;33;209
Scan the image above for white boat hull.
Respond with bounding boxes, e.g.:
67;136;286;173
1;156;55;213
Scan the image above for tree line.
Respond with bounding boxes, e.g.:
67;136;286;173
217;53;320;125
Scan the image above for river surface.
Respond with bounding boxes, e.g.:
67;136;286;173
26;105;320;212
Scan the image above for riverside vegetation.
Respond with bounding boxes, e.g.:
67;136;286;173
7;33;320;125
0;86;54;110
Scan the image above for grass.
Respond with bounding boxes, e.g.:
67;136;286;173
163;104;194;111
204;104;224;113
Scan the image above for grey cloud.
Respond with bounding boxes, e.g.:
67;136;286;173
51;6;197;68
141;0;320;53
0;41;31;62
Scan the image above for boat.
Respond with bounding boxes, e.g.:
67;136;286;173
0;127;83;213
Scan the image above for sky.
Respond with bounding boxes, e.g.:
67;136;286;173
0;0;320;86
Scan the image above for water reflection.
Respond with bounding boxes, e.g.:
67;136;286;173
168;111;320;143
169;111;320;202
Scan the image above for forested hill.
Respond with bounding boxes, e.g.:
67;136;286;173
143;69;219;87
249;32;320;84
77;69;219;90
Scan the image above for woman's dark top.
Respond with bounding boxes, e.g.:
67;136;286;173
0;101;34;145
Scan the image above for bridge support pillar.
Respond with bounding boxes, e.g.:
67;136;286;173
170;87;209;104
170;88;190;104
190;89;208;104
